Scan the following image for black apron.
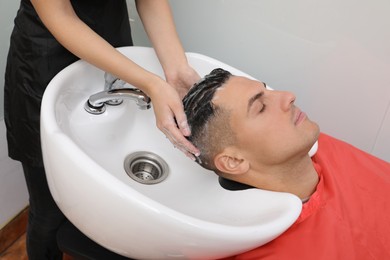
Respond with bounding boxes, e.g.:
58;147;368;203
4;0;133;167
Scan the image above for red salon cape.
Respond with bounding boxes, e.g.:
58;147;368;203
223;133;390;260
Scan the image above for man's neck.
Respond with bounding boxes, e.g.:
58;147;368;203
280;156;319;200
244;155;319;200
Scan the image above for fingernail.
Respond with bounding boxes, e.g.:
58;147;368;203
183;127;191;136
179;121;191;136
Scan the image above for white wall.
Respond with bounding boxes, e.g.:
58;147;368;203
0;1;28;228
129;0;390;162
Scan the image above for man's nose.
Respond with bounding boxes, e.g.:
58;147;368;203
279;91;296;111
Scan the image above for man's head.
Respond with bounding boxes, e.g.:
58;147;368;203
183;68;320;181
183;68;234;171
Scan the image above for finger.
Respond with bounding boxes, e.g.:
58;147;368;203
169;103;191;137
177;119;191;137
184;151;196;161
162;127;178;145
162;125;200;156
174;144;196;161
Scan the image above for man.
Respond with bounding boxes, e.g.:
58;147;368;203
183;68;390;259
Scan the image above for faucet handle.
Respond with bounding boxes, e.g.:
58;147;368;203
104;72;125;105
104;72;126;91
104;72;116;90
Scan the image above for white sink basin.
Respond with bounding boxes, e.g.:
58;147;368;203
41;46;302;259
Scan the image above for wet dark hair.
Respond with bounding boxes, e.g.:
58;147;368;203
183;68;234;171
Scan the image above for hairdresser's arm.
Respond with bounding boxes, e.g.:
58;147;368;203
31;0;160;97
135;0;200;98
136;0;201;157
30;0;200;158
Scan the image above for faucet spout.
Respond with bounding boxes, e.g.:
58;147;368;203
85;88;151;115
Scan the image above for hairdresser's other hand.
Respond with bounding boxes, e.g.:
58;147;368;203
149;81;200;160
165;66;200;99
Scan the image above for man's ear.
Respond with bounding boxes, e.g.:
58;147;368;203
214;151;249;175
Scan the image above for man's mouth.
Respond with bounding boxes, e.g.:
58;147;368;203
294;108;307;125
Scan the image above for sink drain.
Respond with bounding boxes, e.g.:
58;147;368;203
124;152;169;184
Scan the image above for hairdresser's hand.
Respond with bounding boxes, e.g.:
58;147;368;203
149;82;200;160
165;66;200;99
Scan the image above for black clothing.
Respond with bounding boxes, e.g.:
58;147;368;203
22;163;65;260
3;1;133;259
4;0;133;167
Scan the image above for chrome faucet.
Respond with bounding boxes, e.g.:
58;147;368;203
84;73;151;115
103;72;127;106
104;72;126;90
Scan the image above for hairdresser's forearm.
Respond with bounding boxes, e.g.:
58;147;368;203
30;0;161;96
135;0;189;77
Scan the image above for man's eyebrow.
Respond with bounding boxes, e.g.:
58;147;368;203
247;91;264;115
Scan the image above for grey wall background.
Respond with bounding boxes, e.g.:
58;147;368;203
0;1;19;117
1;0;389;227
